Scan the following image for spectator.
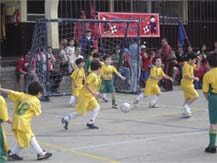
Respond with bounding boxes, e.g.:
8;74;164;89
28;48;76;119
59;42;68;75
74;11;89;41
129;39;139;93
140;45;152;87
65;39;76;74
111;46;121;69
119;48;131;88
71;46;84;70
15;51;37;92
80;29;94;60
175;46;185;83
160;38;176;91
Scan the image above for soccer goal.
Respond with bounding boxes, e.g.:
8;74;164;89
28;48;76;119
28;18;141;99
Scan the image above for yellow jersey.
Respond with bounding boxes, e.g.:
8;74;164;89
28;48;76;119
181;62;196;85
79;72;101;98
101;64;118;80
0;96;9;122
8;91;41;132
71;67;85;88
202;68;217;94
146;66;165;86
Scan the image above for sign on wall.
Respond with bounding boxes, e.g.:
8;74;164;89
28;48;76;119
98;12;160;38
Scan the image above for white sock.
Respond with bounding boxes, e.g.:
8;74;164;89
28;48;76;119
87;107;100;124
184;104;191;113
31;137;45;155
102;93;107;99
10;143;22;155
69;96;76;105
136;93;144;102
65;112;80;121
150;95;160;106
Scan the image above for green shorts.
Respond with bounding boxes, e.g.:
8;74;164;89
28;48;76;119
100;80;115;93
208;93;217;124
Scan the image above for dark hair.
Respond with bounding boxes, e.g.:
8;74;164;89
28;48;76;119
92;52;100;59
90;60;102;71
152;56;161;64
207;52;217;67
75;58;84;66
187;52;197;61
28;81;43;96
102;54;111;61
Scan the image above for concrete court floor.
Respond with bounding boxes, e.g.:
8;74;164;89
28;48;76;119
3;87;217;163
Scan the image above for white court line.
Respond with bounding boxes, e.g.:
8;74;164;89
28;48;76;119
71;130;206;150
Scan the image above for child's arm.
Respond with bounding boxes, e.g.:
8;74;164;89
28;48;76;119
72;78;78;88
150;76;162;80
115;71;126;80
0;88;11;95
163;74;174;82
183;75;199;81
85;84;100;98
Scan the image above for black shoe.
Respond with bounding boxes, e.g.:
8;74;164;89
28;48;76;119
8;154;23;161
37;152;52;160
86;123;99;129
102;97;109;103
205;146;217;153
61;117;68;130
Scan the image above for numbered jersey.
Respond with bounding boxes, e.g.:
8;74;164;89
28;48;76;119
8;91;41;131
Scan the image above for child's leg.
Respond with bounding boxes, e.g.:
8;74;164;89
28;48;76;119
208;125;217;147
69;96;76;105
87;107;100;129
112;92;117;108
183;97;198;113
64;112;80;122
149;95;160;108
135;93;145;104
9;143;22;155
30;137;45;155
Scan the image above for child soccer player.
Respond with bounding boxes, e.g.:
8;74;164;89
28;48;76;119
134;56;173;108
202;52;217;153
69;58;85;106
100;55;126;109
0;81;52;161
180;53;201;118
0;82;11;161
62;60;102;130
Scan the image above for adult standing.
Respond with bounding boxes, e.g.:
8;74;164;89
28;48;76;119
129;39;139;93
161;38;176;91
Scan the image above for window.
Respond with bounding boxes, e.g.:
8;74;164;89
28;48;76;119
27;0;45;22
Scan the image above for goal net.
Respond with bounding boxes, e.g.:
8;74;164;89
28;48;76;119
29;18;141;99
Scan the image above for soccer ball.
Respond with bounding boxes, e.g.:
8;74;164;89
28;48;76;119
120;103;131;113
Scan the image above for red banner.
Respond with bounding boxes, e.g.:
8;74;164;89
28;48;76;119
98;12;160;38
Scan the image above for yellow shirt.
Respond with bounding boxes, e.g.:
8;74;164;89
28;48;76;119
181;62;196;85
0;96;9;122
71;67;85;88
146;66;165;86
8;91;41;132
202;68;217;94
79;72;101;98
101;64;117;80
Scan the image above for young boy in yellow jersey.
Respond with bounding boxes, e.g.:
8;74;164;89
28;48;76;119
134;56;173;108
0;81;52;161
180;53;201;118
62;60;102;130
202;52;217;153
100;55;125;109
69;58;85;106
0;82;11;161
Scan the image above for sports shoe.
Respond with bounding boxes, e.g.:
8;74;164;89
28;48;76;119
61;117;69;130
37;152;52;160
133;100;139;107
205;146;217;153
102;97;109;103
182;112;192;118
149;103;159;108
112;104;118;109
8;154;23;161
86;123;99;129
